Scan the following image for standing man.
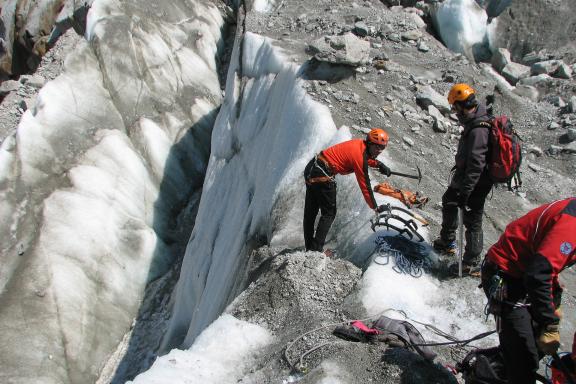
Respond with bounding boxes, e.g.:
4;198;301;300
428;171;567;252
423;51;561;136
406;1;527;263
433;83;493;275
481;197;576;384
303;128;391;255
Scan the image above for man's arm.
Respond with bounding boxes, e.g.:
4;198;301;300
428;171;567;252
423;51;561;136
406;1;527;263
353;152;377;209
460;127;490;201
525;214;576;326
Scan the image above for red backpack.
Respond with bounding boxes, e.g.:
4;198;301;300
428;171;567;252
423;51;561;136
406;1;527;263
479;116;522;189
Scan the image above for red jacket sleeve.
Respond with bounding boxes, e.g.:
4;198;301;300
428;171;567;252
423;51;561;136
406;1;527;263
353;152;378;209
525;212;576;326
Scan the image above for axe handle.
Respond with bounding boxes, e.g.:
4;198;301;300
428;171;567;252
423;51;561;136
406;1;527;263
389;171;419;180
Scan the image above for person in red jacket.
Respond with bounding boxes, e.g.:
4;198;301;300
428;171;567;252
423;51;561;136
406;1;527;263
481;197;576;384
303;128;391;254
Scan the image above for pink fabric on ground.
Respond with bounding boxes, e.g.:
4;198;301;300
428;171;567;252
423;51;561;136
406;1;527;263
351;320;381;335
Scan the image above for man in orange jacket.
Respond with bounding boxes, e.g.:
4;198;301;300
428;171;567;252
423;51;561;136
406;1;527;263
481;197;576;384
303;128;391;254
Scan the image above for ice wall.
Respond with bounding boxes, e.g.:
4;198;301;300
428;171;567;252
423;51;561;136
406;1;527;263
432;0;494;61
161;31;350;350
0;0;226;382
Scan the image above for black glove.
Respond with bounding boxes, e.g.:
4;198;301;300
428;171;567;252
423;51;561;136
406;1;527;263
457;193;469;208
378;161;391;177
376;204;387;213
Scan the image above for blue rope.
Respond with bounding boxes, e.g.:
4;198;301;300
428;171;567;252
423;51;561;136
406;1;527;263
374;235;432;278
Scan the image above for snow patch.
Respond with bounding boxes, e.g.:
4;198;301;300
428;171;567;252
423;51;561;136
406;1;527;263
359;262;496;345
128;314;273;384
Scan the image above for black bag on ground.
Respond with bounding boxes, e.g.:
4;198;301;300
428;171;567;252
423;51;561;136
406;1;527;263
457;347;507;384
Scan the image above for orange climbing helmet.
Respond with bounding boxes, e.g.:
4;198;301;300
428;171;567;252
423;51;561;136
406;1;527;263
447;83;475;105
367;128;389;147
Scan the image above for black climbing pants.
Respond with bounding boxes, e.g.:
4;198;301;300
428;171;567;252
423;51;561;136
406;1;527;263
439;176;493;264
482;262;541;384
304;161;336;252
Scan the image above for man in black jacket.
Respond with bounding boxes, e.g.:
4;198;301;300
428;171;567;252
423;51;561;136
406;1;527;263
433;83;493;275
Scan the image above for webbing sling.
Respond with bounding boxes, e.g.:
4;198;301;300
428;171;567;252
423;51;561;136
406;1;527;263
305;153;335;185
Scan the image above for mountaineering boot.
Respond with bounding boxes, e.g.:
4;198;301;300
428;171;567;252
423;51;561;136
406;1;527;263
323;249;336;258
448;261;481;278
433;237;457;255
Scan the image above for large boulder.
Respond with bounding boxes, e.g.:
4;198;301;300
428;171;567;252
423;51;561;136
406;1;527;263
491;47;511;72
531;60;562;76
501;62;531;85
308;32;370;66
415;85;451;114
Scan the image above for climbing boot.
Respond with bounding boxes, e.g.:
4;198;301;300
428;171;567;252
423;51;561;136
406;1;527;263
433;237;457;255
448;262;481;278
323;249;336;258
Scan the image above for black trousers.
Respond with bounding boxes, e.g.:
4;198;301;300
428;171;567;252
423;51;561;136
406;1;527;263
304;181;336;251
482;262;540;384
439;175;493;264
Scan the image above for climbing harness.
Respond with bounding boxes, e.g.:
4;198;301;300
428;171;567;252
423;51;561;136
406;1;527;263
305;153;335;185
373;235;432;278
370;203;426;242
482;266;531;333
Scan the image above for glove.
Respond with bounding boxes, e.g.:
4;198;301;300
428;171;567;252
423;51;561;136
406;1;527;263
378;161;391;177
376;204;387;213
537;324;561;355
555;305;563;320
457;193;469;208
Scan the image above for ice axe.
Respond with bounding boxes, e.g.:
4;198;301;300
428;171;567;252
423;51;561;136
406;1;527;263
458;207;464;278
389;165;422;184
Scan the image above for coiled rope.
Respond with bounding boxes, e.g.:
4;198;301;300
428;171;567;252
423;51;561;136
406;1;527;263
373;235;432;278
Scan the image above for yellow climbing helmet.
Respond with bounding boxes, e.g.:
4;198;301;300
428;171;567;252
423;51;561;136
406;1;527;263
447;83;475;105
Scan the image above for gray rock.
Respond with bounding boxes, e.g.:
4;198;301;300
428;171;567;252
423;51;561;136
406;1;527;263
548;121;560;130
531;60;561;76
417;41;430;52
547;145;563;156
513;84;539;102
568;96;576;114
408;12;426;29
428;105;448;132
554;63;573;79
566;128;576;143
548;96;566;108
501;62;531;85
415;85;451;114
388;33;402;42
402;30;422;41
353;21;370;37
491;48;511;73
563;141;576;154
19;74;46;89
527;162;543;172
522;51;550;66
381;61;403;72
403;136;415;146
528;146;543;157
308;33;370;66
518;74;552;87
0;80;20;96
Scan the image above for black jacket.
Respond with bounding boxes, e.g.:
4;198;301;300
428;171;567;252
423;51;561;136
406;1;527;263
450;103;492;199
